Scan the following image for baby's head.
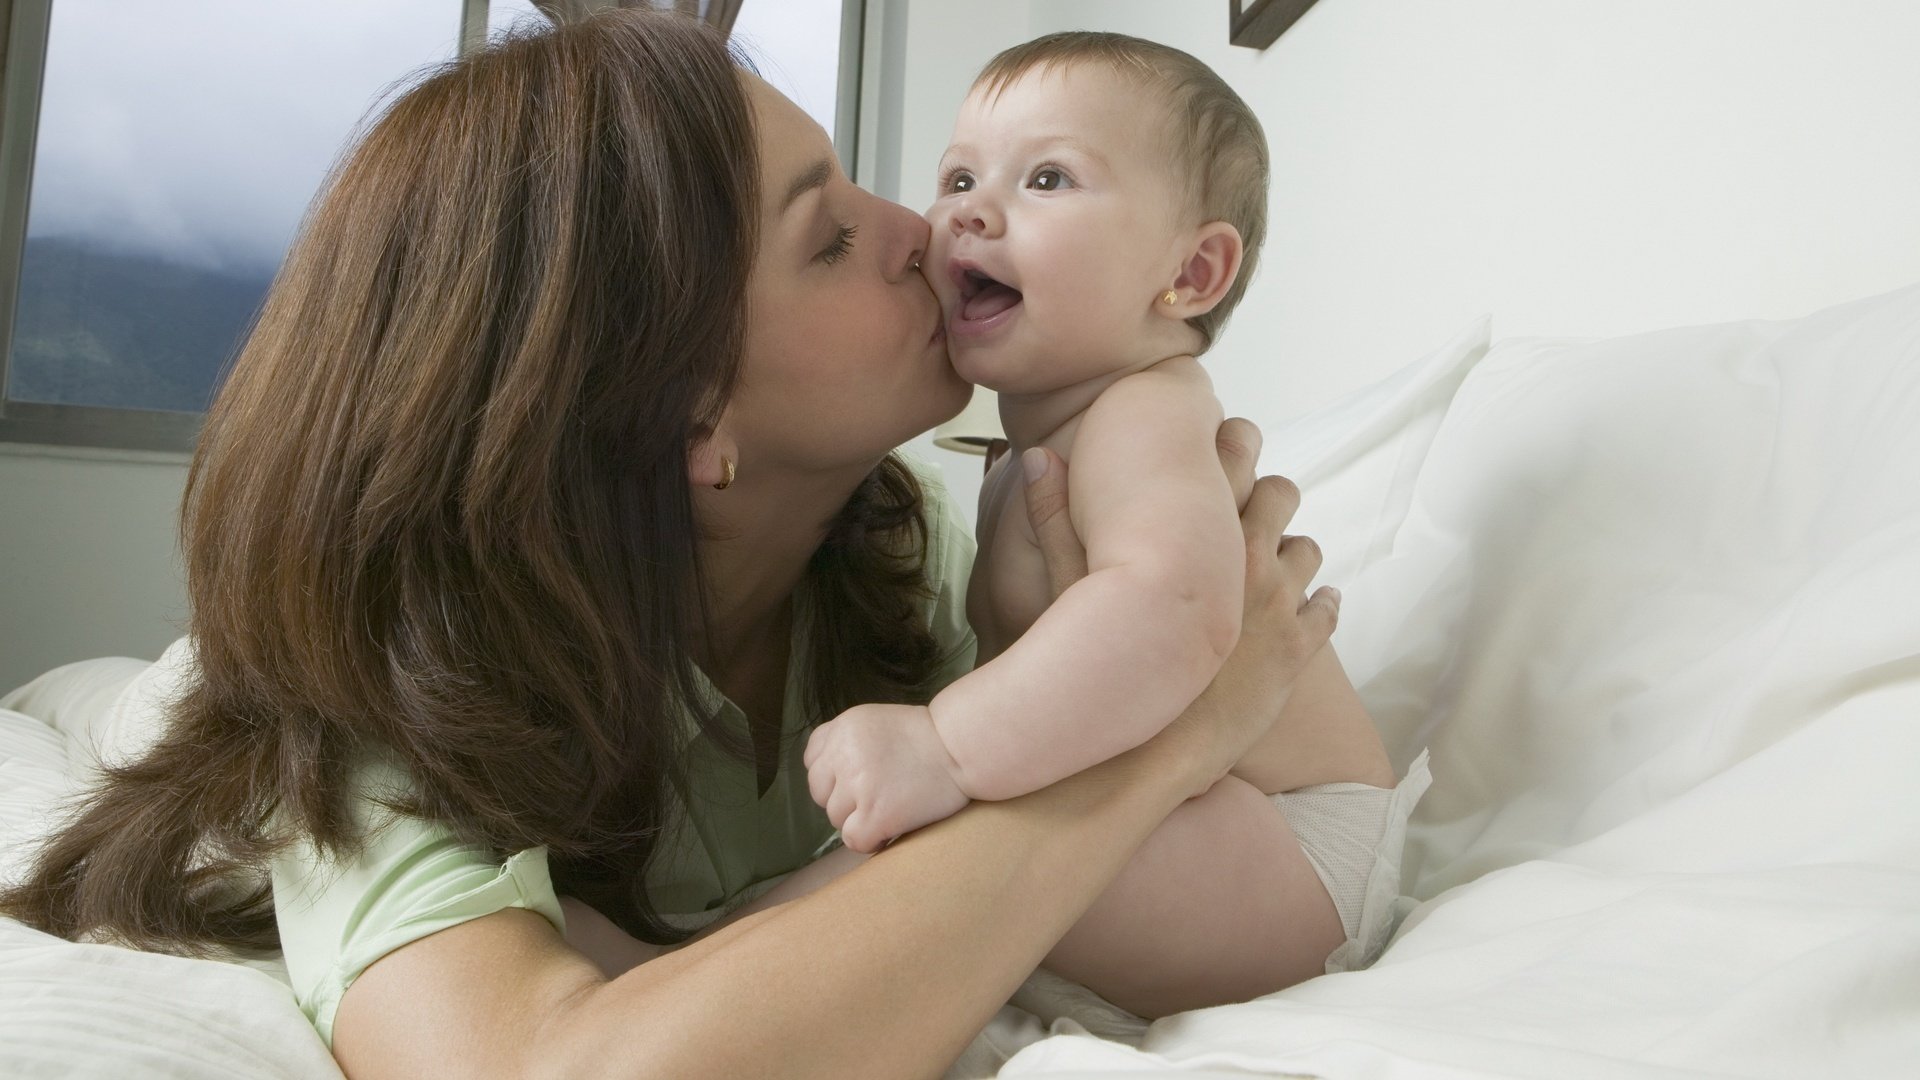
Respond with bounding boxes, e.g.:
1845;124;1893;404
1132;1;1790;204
927;32;1268;392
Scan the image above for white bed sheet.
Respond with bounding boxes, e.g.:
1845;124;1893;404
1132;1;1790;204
4;285;1917;1079
0;698;338;1079
996;285;1920;1076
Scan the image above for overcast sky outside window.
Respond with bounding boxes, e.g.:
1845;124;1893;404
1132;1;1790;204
27;0;843;273
27;0;465;273
12;1;846;413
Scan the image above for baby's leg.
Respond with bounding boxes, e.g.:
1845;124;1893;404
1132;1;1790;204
706;779;1341;1020
1231;642;1394;794
1041;773;1343;1020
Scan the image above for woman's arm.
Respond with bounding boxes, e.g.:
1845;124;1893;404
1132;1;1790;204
333;422;1337;1080
334;739;1193;1080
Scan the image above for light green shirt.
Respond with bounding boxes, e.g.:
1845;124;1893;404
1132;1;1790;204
269;457;977;1047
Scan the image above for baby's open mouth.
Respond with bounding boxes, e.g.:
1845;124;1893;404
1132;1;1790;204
956;266;1023;323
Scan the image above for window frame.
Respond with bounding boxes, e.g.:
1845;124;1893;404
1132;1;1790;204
0;0;491;454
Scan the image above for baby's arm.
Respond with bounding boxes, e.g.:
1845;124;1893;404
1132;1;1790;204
931;361;1244;799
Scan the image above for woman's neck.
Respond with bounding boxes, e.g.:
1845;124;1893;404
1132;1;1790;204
691;457;875;675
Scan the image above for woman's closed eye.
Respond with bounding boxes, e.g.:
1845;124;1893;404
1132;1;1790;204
817;222;857;265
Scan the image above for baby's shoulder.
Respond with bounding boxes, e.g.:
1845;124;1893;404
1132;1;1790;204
1084;355;1222;433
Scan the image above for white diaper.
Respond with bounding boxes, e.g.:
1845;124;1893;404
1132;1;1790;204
1273;746;1433;974
987;749;1436;1057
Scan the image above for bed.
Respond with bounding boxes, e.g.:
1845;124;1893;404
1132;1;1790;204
5;282;1918;1078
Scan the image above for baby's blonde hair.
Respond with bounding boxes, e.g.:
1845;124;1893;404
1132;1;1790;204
975;31;1269;352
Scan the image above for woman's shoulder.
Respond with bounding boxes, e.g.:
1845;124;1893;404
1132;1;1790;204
270;750;563;1048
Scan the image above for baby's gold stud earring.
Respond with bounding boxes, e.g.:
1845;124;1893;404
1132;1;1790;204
1161;289;1179;306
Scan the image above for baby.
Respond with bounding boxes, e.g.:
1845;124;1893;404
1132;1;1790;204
805;32;1431;1016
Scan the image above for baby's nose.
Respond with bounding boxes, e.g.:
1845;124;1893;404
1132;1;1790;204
949;198;1000;237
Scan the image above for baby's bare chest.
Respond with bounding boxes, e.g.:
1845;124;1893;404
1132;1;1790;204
966;466;1057;663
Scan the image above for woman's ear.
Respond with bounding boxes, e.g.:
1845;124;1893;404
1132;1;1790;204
1158;222;1244;319
687;424;741;490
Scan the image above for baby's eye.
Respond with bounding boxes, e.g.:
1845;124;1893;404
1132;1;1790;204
1028;167;1072;192
942;169;975;194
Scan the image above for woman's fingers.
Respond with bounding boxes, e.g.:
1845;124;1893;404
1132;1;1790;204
1240;475;1301;566
1298;583;1341;642
1276;531;1324;597
1215;417;1262;513
1022;447;1089;600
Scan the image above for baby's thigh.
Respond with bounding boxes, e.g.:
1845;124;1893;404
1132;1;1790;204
1233;644;1395;794
1042;774;1343;1018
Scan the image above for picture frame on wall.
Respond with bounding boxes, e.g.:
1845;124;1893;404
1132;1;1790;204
1229;0;1319;49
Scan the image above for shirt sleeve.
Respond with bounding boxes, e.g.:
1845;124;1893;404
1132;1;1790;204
269;754;565;1049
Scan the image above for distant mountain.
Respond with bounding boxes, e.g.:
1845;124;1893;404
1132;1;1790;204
7;235;273;413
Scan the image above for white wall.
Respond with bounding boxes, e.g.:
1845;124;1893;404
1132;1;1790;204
8;0;1918;688
0;446;189;691
894;0;1920;515
860;0;1033;514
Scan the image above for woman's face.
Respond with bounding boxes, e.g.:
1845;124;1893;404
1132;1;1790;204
723;76;970;476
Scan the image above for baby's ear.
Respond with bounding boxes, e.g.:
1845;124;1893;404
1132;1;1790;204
1167;222;1244;316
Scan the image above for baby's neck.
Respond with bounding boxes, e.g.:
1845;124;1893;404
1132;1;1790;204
997;348;1190;454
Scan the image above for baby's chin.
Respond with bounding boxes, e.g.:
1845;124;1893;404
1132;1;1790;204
949;335;1095;398
946;336;1027;393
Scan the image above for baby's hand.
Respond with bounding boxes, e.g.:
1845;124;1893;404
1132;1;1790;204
803;703;969;854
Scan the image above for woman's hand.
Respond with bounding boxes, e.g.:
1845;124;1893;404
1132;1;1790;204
1020;417;1341;800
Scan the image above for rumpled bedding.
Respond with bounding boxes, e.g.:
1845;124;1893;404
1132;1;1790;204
5;284;1917;1079
991;285;1920;1077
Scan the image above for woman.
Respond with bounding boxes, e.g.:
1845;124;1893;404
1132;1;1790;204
0;11;1364;1078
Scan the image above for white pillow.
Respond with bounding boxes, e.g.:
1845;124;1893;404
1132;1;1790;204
1258;315;1491;590
1331;282;1920;896
2;687;322;1080
1;656;153;773
0;708;73;888
0;915;337;1080
0;635;196;784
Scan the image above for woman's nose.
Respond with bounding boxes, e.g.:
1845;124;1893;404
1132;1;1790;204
889;202;931;283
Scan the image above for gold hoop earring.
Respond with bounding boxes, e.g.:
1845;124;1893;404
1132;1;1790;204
1161;289;1179;306
713;456;736;490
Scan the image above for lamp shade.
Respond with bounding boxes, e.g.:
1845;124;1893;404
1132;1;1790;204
932;387;1003;454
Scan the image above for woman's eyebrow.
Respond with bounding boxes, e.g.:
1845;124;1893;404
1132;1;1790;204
782;157;833;213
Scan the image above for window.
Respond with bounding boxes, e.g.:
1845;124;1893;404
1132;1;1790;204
0;0;863;453
0;0;475;451
730;0;859;169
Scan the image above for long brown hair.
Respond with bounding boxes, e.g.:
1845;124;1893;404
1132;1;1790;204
0;9;939;954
